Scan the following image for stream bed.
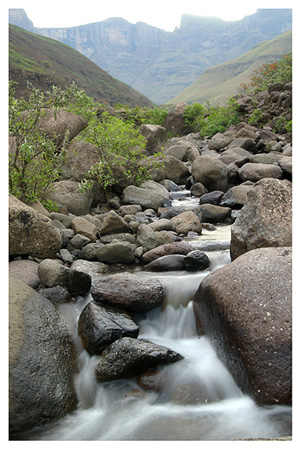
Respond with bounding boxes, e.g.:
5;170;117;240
36;225;292;441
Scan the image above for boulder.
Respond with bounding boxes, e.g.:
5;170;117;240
96;241;136;264
38;286;72;303
36;109;88;148
140;180;170;200
199;190;224;205
238;162;283;182
47;180;93;215
149;219;176;232
191;156;229;192
141;241;194;264
9;195;62;259
278;156;292;176
118;204;143;216
145;254;186;271
193;247;292;406
147;154;190;185
228;137;257;153
200;204;231;224
60;140;101;181
94;337;183;382
163;101;188;135
170;211;202;235
137;231;172;252
190;182;208;197
208;133;234;151
99;210;130;236
139;124;167;154
121;185;165;211
78;301;139;355
9;275;77;437
184;251;210;271
230;179;292;260
220;184;253;208
38;259;91;295
9;259;40;289
71;216;98;241
91;273;165;313
164;141;199;162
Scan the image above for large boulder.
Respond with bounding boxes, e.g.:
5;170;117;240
230;178;292;260
163;101;188;135
38;259;91;295
9;195;62;259
60;140;101;181
36;109;88;148
94;337;183;382
164;140;199;162
9;275;78;437
9;259;40;289
193;247;292;406
96;241;136;264
78;301;139;355
46;180;94;215
91;273;165;313
170;211;202;235
146;154;190;185
238;162;283;182
121;185;165;211
191;156;229;192
139;124;167;154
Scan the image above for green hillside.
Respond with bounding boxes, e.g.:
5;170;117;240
168;31;292;106
9;24;154;107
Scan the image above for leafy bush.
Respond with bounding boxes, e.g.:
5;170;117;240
239;53;292;95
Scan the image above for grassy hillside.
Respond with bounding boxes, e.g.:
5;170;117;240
168;31;292;106
9;24;154;108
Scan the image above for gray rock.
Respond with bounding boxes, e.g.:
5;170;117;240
79;242;105;261
145;254;186;271
47;180;93;215
139;124;167;154
199;204;231;224
38;286;72;303
99;210;130;235
118;204;143;216
199;190;224;205
9;276;77;437
170;211;202;235
96;241;136;264
38;259;91;295
9;259;40;289
137;231;172;252
193;247;292;406
121;185;165;211
71;216;98;241
67;233;91;250
9;195;62;259
95;337;183;382
238;162;283;182
190;182;208;197
142;241;194;264
191;156;229;192
78;301;139;355
91;273;165;313
149;219;176;232
184;251;210;271
230;179;292;260
220;184;253;208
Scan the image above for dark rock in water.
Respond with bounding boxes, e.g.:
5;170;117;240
184;251;210;271
94;337;183;382
199;190;224;205
142;241;194;264
9;275;78;437
91;272;165;313
190;182;208;197
78;301;139;355
193;247;292;406
145;254;186;271
230;178;292;260
38;286;72;303
200;204;231;224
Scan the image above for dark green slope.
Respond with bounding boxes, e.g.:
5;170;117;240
9;24;154;107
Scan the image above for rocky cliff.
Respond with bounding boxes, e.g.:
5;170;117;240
9;9;292;104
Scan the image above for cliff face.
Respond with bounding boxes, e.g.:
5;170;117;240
9;9;292;104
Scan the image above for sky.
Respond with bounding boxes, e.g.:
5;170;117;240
6;0;296;31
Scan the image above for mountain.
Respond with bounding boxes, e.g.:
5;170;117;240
8;24;154;107
9;8;292;104
169;30;292;106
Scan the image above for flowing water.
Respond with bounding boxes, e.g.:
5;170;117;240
36;223;292;441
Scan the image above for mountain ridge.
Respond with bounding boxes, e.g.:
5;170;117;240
9;8;292;104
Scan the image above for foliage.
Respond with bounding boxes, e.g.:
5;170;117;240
273;116;292;134
238;53;292;95
248;108;264;126
183;98;240;137
8;81;82;205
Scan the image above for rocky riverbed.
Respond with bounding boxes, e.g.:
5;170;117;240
9;88;292;439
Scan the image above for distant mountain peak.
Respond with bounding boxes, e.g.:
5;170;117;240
9;9;34;31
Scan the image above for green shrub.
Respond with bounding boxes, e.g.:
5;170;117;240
248;108;264;126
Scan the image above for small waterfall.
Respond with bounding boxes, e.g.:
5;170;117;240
38;230;291;441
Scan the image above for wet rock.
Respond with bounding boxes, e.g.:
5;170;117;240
38;286;72;303
9;276;77;437
91;273;165;313
199;190;224;205
230;178;292;260
145;254;186;271
38;259;91;295
184;251;210;271
190;182;208;197
94;337;183;382
78;301;139;355
142;241;194;264
193;247;292;406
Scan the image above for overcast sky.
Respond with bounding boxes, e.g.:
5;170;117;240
6;0;294;31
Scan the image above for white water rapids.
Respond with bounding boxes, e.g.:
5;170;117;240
36;225;291;441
